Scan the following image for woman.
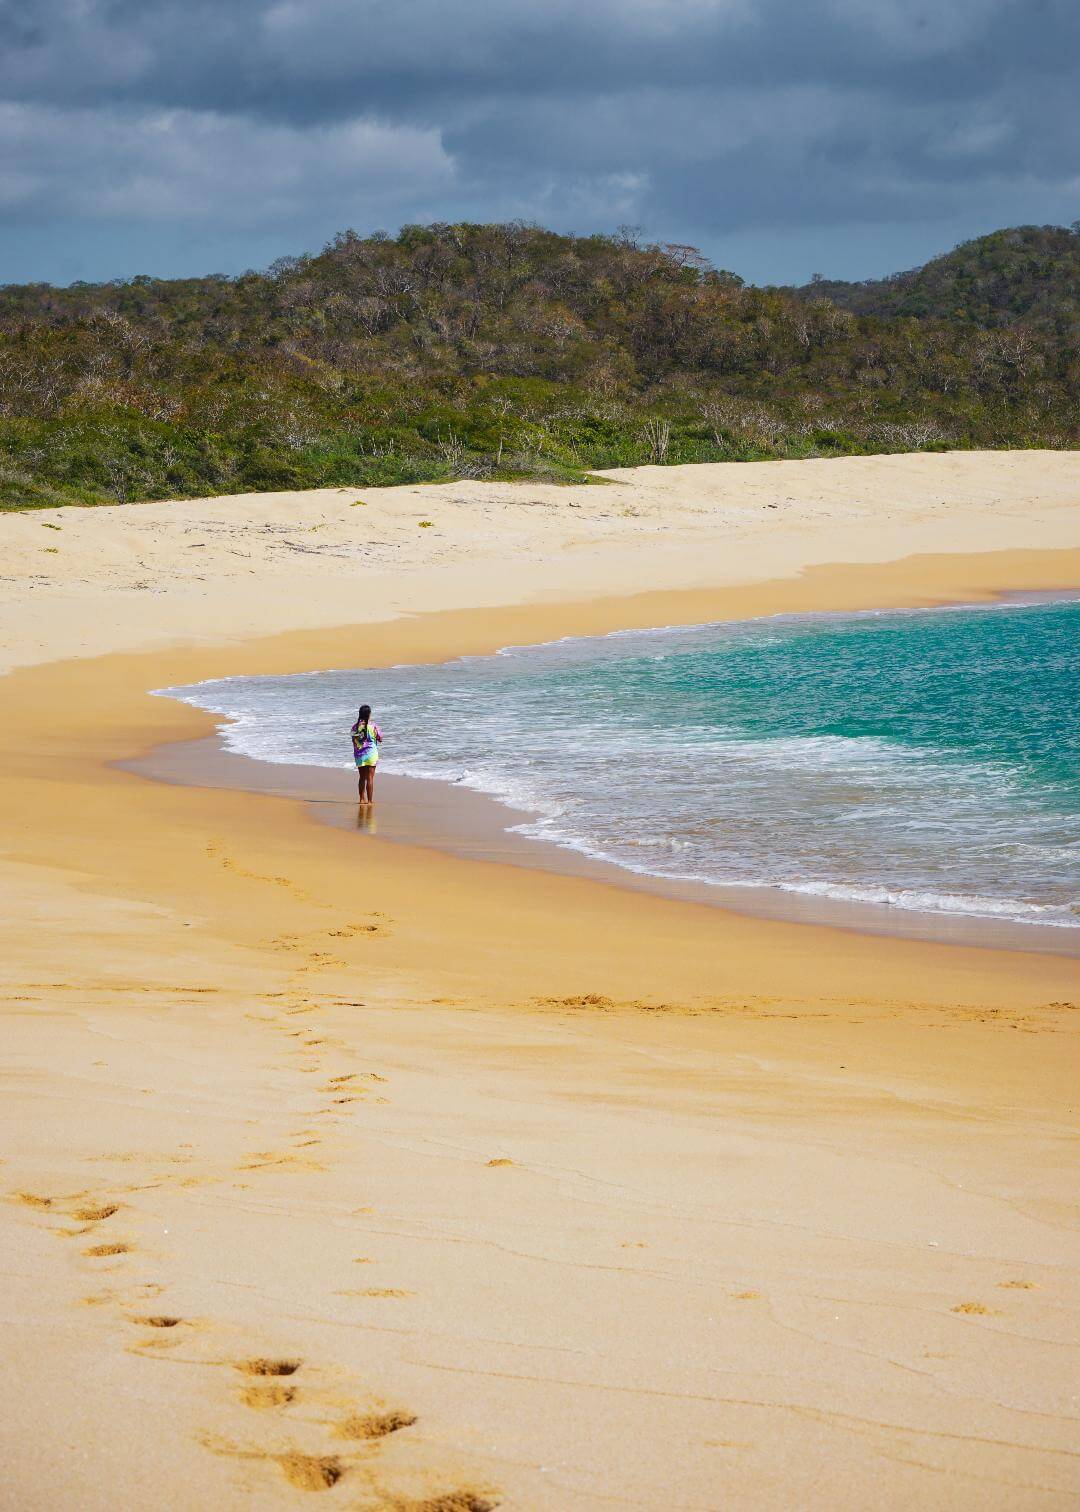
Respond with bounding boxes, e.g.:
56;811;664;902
351;704;382;804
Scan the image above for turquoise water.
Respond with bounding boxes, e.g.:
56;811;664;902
163;598;1079;930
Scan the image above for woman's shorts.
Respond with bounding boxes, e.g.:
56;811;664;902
355;755;378;768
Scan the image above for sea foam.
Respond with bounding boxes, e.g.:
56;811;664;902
159;598;1080;931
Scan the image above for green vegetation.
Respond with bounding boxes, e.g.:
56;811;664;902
1;222;1076;510
793;224;1080;335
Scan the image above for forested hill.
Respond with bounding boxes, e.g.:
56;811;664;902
1;222;1077;510
791;226;1080;335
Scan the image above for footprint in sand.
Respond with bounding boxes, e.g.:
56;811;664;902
202;1438;344;1494
79;1291;118;1308
126;1314;194;1355
85;1253;487;1508
240;1383;298;1410
269;1451;495;1506
205;841;312;901
537;993;615;1011
276;1453;344;1491
238;1151;326;1173
269;920;387;956
235;1358;303;1378
73;1202;121;1222
333;1409;416;1442
998;1279;1038;1289
13;1164;481;1496
12;1191;55;1210
389;1493;497;1511
13;1189;118;1227
324;916;391;941
55;1198;124;1237
322;1072;387;1101
952;1301;999;1316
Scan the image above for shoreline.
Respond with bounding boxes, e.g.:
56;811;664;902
4;456;1080;1509
6;544;1079;1009
130;580;1079;959
130;710;1080;960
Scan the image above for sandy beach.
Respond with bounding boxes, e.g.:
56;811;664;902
2;451;1079;1509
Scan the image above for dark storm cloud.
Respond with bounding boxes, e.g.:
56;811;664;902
1;0;1076;284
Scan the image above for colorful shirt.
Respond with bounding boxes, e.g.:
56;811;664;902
351;721;382;765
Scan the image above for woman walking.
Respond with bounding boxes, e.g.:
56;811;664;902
351;704;382;804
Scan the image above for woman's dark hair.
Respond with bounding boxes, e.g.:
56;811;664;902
358;704;371;724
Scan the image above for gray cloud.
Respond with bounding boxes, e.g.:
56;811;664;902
1;0;1076;285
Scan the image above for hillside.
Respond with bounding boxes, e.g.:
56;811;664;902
793;225;1080;336
1;222;1077;510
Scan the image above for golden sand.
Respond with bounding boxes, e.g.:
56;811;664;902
1;453;1079;1508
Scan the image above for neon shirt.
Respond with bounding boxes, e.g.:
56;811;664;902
351;721;382;765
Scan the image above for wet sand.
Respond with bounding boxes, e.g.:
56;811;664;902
129;732;1080;957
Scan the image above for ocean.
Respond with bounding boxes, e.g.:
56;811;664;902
160;597;1079;932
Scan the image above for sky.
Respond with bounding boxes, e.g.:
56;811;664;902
1;0;1076;288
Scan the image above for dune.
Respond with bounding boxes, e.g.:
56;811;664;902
1;451;1078;1509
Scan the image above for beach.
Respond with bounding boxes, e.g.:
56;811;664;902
2;451;1079;1509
